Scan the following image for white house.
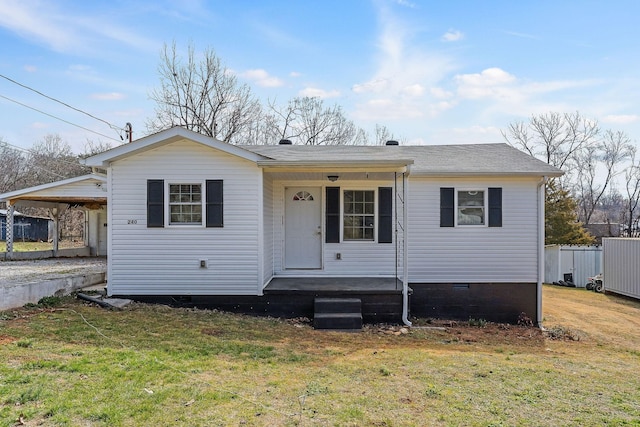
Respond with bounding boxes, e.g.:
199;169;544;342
83;127;562;327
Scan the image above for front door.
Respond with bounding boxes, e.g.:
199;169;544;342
285;187;322;269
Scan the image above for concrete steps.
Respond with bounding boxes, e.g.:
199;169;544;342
313;297;362;330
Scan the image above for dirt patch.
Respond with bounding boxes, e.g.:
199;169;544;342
0;335;17;345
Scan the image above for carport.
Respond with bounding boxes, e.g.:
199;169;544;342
0;174;108;258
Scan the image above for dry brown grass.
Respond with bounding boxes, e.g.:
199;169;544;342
1;285;640;426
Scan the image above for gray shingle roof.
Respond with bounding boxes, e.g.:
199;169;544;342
240;143;563;176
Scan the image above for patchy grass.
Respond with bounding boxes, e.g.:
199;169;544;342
1;287;640;426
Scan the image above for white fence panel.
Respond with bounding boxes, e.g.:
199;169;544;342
544;245;602;287
603;238;640;299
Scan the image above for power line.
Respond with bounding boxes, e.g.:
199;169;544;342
0;93;122;143
0;139;87;168
0;73;126;136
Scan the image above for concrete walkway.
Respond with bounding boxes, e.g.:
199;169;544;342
0;257;106;311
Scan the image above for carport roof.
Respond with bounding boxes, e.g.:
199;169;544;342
0;174;107;207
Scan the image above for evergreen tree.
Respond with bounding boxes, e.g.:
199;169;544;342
545;181;595;245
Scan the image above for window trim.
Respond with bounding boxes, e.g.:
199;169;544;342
168;182;204;226
440;186;502;228
342;189;376;241
455;188;487;227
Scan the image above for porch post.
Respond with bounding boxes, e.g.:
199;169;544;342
402;172;412;327
49;207;60;257
6;202;14;254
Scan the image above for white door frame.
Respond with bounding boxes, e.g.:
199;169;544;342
284;186;323;269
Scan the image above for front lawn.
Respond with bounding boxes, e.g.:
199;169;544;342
1;286;639;426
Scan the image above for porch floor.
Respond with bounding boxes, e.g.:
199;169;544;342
264;277;403;294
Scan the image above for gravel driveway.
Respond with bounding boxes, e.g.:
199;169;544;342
0;258;107;286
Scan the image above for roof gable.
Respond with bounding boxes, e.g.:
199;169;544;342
0;174;107;203
82;127;266;167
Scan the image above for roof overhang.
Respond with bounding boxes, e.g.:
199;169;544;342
83;127;266;167
0;174;108;208
409;170;564;178
258;159;413;174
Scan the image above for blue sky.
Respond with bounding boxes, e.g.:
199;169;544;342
1;0;639;153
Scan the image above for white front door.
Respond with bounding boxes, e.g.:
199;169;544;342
285;187;322;269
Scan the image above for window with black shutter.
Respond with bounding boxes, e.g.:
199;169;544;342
378;187;393;243
488;187;502;227
206;180;223;227
440;187;503;227
147;179;164;228
440;187;454;227
325;187;340;243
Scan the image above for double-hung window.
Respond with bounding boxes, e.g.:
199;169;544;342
343;190;375;240
169;184;202;225
147;180;223;228
326;187;393;243
440;187;502;228
457;190;485;225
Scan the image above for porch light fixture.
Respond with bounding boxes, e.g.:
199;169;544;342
327;175;339;182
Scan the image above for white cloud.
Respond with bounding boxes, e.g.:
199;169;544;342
430;87;454;99
23;65;37;73
352;78;390;94
289;71;302;78
603;114;640;124
0;1;157;55
298;87;341;98
353;98;425;121
351;3;455;121
455;68;518;100
402;84;425;97
394;0;417;8
239;69;284;88
441;29;464;42
91;92;126;101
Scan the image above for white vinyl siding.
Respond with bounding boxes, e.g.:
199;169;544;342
26;177;106;199
408;177;539;283
272;181;397;277
262;175;274;288
108;139;261;295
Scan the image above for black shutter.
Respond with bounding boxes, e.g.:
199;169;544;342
488;187;502;227
378;187;393;243
147;180;164;228
206;180;223;227
440;187;455;227
326;187;340;243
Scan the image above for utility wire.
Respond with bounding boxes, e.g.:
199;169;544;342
0;73;125;135
0;139;86;168
0;93;122;143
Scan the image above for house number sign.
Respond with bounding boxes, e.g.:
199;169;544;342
127;219;138;224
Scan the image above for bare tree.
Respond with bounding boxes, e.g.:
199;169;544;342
502;111;600;186
147;42;262;144
0;139;29;195
26;134;86;186
80;139;113;158
573;129;632;224
264;97;363;145
622;146;640;236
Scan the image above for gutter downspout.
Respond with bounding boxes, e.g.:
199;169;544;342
402;172;412;327
537;176;548;327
